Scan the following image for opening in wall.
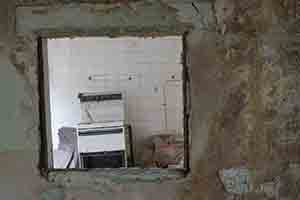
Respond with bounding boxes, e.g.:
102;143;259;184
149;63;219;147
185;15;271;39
38;35;190;172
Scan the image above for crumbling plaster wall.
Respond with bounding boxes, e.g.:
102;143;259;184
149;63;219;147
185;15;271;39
0;0;300;200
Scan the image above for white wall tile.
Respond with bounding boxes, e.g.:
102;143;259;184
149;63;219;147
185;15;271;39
48;36;184;149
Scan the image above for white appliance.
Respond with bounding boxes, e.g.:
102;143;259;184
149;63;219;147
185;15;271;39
78;122;126;153
77;92;128;168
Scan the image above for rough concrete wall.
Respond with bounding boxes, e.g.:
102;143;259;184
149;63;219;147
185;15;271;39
0;0;300;200
185;0;300;199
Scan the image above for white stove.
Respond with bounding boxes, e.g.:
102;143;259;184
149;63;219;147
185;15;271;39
77;92;129;168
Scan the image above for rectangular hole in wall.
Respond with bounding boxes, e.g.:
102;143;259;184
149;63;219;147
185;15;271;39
38;36;190;172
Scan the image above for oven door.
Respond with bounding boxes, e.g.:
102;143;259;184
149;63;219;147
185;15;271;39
80;150;126;168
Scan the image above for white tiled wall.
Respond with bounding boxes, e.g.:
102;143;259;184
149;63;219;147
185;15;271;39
47;36;183;150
